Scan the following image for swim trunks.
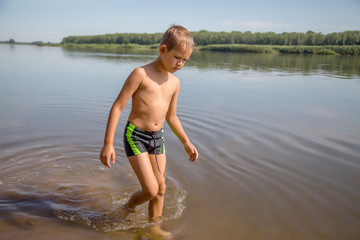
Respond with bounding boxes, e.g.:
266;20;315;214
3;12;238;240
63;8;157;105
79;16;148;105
123;121;165;172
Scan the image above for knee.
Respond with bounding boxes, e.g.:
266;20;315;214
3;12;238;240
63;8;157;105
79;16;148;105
143;185;159;200
142;182;166;200
158;182;166;197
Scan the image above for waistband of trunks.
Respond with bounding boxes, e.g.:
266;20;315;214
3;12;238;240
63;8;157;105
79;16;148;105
125;121;163;138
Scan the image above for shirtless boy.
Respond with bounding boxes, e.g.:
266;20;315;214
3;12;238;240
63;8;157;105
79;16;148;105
99;25;198;237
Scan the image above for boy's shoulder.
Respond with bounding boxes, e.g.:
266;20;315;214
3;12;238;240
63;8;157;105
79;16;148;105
126;66;147;85
130;64;152;80
131;66;147;77
137;64;180;85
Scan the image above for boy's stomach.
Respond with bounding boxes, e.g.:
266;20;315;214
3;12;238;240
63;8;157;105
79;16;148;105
128;110;167;132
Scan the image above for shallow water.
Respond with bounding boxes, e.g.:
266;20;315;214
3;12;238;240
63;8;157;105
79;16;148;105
0;44;360;239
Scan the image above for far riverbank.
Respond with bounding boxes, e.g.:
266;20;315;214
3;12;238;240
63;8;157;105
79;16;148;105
2;42;359;55
45;43;360;55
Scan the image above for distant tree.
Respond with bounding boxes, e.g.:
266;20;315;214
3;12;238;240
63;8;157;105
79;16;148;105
324;32;341;45
344;31;360;45
9;39;15;44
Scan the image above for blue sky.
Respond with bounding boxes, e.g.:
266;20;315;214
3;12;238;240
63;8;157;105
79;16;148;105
0;0;359;43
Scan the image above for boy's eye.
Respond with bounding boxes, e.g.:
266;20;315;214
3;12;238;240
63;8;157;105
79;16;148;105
175;56;187;61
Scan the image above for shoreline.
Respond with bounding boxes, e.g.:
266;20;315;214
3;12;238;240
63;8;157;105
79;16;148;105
199;44;360;55
1;42;359;55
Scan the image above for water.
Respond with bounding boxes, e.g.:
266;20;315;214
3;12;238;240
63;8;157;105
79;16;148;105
0;44;360;239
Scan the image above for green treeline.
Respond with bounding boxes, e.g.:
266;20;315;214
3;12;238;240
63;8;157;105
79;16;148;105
62;30;360;46
62;33;163;45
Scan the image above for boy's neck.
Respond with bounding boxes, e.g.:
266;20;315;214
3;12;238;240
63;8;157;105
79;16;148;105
151;57;168;74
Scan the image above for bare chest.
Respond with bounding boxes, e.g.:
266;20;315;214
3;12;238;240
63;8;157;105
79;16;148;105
138;80;175;101
134;77;175;104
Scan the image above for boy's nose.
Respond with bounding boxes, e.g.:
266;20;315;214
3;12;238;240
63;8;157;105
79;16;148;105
177;60;184;66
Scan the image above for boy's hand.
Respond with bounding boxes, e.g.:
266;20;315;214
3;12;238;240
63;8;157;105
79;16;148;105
184;142;198;162
100;144;115;168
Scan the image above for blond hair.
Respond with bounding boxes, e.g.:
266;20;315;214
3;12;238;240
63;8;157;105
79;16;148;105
160;25;195;51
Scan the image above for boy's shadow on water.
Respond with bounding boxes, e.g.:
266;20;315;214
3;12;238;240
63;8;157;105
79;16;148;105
0;182;185;239
0;193;55;230
0;185;117;230
0;187;174;239
0;184;109;231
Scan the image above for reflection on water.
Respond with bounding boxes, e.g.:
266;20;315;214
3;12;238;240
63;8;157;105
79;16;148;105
190;51;360;77
0;45;360;240
61;47;360;77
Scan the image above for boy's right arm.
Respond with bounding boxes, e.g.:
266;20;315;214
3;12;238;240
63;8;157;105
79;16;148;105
99;68;143;168
100;103;121;168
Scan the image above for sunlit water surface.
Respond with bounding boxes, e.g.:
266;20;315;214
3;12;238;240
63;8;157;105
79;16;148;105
0;45;359;240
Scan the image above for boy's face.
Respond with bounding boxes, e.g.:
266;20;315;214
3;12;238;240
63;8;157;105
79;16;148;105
160;45;192;73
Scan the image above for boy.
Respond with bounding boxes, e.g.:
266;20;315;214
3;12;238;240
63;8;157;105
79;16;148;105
99;25;198;237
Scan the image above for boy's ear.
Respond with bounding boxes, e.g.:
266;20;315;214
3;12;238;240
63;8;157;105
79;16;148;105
159;45;167;54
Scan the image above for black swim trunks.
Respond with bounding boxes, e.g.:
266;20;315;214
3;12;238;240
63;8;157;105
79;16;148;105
123;121;165;172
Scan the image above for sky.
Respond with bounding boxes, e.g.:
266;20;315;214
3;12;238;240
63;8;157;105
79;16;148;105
0;0;359;43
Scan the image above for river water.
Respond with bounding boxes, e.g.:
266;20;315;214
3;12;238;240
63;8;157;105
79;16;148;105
0;44;359;239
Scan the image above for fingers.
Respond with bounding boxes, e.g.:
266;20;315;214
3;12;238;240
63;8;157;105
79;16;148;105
99;148;115;168
100;155;110;168
111;152;116;164
188;147;198;162
184;142;199;162
193;148;199;161
104;157;112;168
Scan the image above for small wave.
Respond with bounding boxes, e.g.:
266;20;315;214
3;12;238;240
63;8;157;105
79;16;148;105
53;177;186;232
0;177;186;233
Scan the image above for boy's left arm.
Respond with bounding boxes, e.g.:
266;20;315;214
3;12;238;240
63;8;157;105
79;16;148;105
166;81;198;162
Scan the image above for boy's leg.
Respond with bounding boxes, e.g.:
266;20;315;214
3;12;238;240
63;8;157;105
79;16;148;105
126;152;159;209
148;153;167;219
148;153;172;238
